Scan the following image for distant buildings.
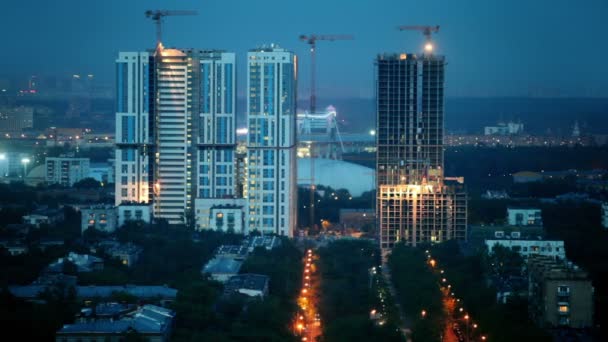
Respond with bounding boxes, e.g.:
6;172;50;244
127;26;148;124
0;152;31;177
507;208;543;226
117;203;152;227
376;50;467;250
486;239;566;260
481;190;509;200
339;209;375;231
56;304;175;342
81;204;117;233
512;171;543;184
484;121;524;136
195;198;246;233
0;106;33;132
297;107;343;159
246;46;297;237
528;255;593;328
45;156;90;186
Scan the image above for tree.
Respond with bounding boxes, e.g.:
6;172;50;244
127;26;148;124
62;259;78;275
73;177;102;189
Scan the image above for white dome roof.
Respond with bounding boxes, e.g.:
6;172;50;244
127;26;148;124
297;158;374;196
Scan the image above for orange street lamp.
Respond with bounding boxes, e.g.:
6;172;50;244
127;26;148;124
421;310;427;318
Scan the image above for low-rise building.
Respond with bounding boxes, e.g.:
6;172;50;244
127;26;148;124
485;238;566;260
105;243;143;267
47;252;104;273
507;207;543;226
243;235;280;252
194;198;246;233
81;204;117;233
0;240;28;255
202;257;243;283
223;274;270;298
22;207;65;227
117;203;152;227
528;256;593;328
215;245;249;261
55;304;175;342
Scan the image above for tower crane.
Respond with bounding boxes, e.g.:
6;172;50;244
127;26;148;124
298;34;353;235
145;10;197;45
398;25;440;52
299;34;354;113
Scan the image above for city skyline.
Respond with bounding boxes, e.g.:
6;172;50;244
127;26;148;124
1;0;607;98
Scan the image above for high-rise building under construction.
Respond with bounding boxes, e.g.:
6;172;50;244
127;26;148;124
376;52;467;250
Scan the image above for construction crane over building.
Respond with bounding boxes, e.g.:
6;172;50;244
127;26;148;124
145;10;197;45
398;25;440;52
299;34;354;113
298;34;353;234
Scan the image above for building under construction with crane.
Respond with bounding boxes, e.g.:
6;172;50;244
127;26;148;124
115;10;246;227
376;26;467;251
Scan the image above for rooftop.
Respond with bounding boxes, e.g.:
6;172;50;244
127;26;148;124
216;245;249;259
243;235;280;252
58;305;175;335
203;257;243;275
224;274;269;296
8;285;178;299
528;255;589;281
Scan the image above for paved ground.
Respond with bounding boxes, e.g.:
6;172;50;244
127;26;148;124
442;289;459;342
382;266;413;342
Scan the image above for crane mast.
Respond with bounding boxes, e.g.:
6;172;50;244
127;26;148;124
299;34;354;113
298;34;353;234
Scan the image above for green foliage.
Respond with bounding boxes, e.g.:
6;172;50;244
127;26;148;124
445;146;608;195
430;241;551;342
318;239;402;341
172;237;302;341
73;177;102;189
388;244;444;342
61;259;78;275
0;288;73;340
0;245;68;286
240;238;302;301
297;185;374;229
